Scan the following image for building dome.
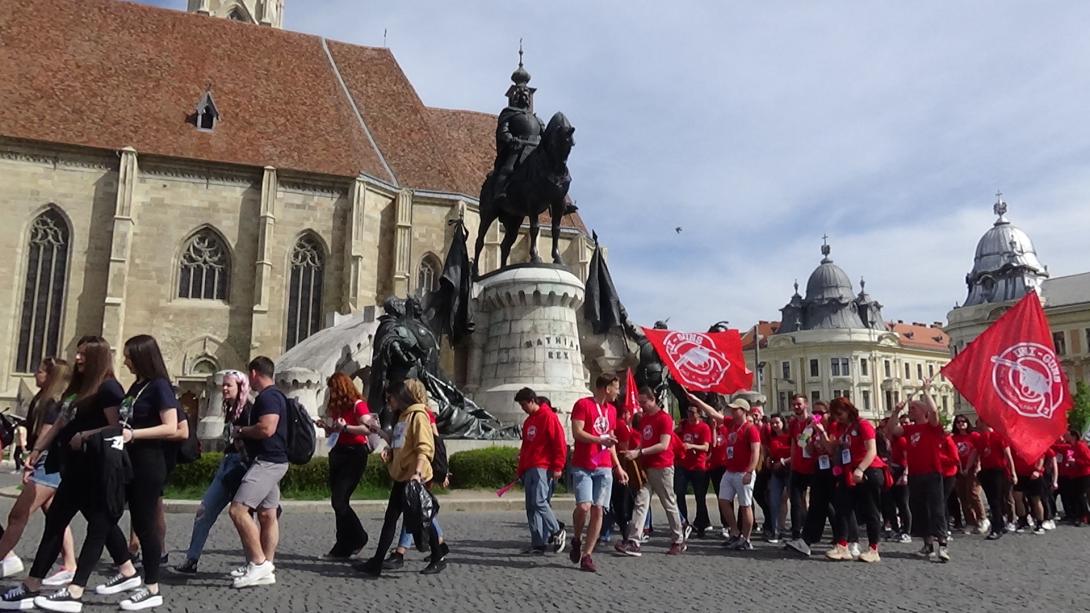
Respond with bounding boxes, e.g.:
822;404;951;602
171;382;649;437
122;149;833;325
778;240;867;331
963;195;1048;306
805;246;855;304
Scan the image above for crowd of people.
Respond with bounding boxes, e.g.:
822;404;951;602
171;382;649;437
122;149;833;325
0;335;1086;610
513;373;1090;571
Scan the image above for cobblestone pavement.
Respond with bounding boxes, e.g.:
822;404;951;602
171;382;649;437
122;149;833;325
0;476;1087;612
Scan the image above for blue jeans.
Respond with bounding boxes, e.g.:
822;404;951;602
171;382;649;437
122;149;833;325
522;468;560;547
186;453;248;561
768;470;788;537
398;516;443;549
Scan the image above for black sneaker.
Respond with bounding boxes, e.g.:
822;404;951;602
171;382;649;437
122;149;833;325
171;559;198;575
0;583;39;610
94;572;141;595
381;552;404;570
568;538;581;564
986;531;1003;541
438;542;449;562
353;559;382;578
33;588;82;613
420;559;447;575
119;587;163;611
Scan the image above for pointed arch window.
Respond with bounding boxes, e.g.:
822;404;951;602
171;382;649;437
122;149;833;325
417;254;441;297
286;234;325;349
178;229;230;300
227;8;246;21
17;209;70;373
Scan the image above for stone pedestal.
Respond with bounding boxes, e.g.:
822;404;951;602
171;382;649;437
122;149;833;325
471;266;590;438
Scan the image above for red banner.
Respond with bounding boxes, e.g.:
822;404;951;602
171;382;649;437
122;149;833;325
642;327;752;395
941;291;1070;464
623;368;640;414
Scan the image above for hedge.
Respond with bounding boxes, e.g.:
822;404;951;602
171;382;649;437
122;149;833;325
170;446;522;493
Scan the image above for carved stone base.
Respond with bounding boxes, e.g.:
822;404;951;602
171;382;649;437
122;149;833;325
470;267;590;439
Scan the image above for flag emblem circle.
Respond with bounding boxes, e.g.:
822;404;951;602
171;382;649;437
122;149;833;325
662;332;730;388
990;342;1065;420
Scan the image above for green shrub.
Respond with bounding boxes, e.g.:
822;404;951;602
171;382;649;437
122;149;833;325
447;446;520;489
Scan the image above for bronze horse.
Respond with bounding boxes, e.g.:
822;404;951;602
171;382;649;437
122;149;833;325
474;112;576;273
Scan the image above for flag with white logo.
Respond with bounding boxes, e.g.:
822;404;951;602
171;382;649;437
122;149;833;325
941;291;1070;464
642;327;752;395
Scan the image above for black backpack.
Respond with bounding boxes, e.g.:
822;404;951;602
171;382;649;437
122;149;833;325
176;409;201;464
284;395;316;465
432;434;448;484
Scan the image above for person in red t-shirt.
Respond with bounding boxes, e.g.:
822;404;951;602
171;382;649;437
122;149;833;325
951;415;987;534
514;387;569;555
567;373;628;573
785;394;818;543
765;415;791;543
684;392;761;551
1057;429;1090;525
886;379;950;562
317;372;379;559
827;397;885;563
975;419;1016;540
1012;446;1053;534
674;404;712;538
707;418;729;535
616;388;686;556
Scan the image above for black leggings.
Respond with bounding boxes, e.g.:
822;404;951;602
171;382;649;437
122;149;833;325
30;466;131;587
802;471;837;545
754;470;771;534
1059;475;1090;521
882;466;911;534
117;445;167;585
368;482;441;565
978;468;1006;533
673;467;710;530
909;473;946;541
834;469;884;548
329;445;370;553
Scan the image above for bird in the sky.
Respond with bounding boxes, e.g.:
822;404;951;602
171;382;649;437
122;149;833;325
675;226;683;234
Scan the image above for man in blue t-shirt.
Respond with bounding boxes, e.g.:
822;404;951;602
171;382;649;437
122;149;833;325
227;356;289;589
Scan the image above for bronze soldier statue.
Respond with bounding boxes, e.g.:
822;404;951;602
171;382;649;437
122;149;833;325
489;49;545;207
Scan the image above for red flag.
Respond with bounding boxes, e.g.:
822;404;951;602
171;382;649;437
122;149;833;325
941;291;1070;464
641;327;752;394
623;368;640;414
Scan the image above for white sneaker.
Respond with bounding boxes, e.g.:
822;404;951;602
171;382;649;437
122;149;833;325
0;554;23;579
93;572;141;595
42;568;75;587
848;542;862;560
977;519;991;535
1043;520;1056;531
231;561;274;589
720;528;730;539
118;587;163;611
229;565;248;579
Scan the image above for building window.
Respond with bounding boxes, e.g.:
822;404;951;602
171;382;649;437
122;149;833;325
1085;329;1090;354
286;234;325;349
1053;331;1066;355
16;209;70;373
832;389;849;399
885;391;894;412
942;396;949;413
781;361;791;381
862;390;871;411
178;229;229;300
416;254;441;296
905;362;911;380
809;359;819;377
831;357;850;377
811;390;821;405
228;8;246;21
860;358;869;377
917;363;924;380
778;392;787;413
928;363;935;378
884;359;892;378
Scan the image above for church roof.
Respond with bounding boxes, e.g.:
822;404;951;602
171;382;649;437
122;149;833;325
0;0;586;231
962;195;1047;306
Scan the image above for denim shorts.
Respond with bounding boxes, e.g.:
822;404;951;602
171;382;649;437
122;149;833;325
571;467;613;507
28;453;61;489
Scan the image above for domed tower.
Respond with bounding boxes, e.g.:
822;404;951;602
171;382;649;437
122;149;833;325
963;193;1049;306
778;280;805;333
855;277;887;330
188;0;284;28
802;239;865;330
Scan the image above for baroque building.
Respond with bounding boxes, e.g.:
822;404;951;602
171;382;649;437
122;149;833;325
0;0;591;405
946;195;1090;414
746;240;953;417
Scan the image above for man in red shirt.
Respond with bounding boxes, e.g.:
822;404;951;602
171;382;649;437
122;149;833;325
685;393;761;551
975;419;1016;540
514;388;569;555
786;394;818;542
674;404;711;538
568;374;628;572
1056;429;1090;525
616;389;686;556
951;415;987;534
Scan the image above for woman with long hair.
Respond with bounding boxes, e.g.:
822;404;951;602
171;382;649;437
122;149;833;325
951;414;987;534
1056;429;1090;525
355;379;447;577
0;358;77;585
317;372;376;559
765;414;791;543
173;370;253;574
1;336;137;612
826;396;885;563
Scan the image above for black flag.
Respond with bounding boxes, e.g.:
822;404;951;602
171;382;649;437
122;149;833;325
425;218;476;344
584;232;626;334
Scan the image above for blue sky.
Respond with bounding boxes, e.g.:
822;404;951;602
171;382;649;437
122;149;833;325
145;1;1090;332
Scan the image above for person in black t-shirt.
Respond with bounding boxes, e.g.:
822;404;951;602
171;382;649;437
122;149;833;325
227;356;289;589
2;337;137;612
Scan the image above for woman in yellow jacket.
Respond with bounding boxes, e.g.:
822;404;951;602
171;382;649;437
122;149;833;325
354;379;446;576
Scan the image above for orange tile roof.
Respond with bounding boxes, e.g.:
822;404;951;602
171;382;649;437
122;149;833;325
0;0;589;233
890;321;950;352
742;321;781;350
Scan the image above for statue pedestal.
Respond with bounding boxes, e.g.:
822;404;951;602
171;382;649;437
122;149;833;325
471;266;590;439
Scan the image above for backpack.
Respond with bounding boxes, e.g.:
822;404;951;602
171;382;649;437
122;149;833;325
176;409;202;464
431;433;448;484
284;395;316;465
